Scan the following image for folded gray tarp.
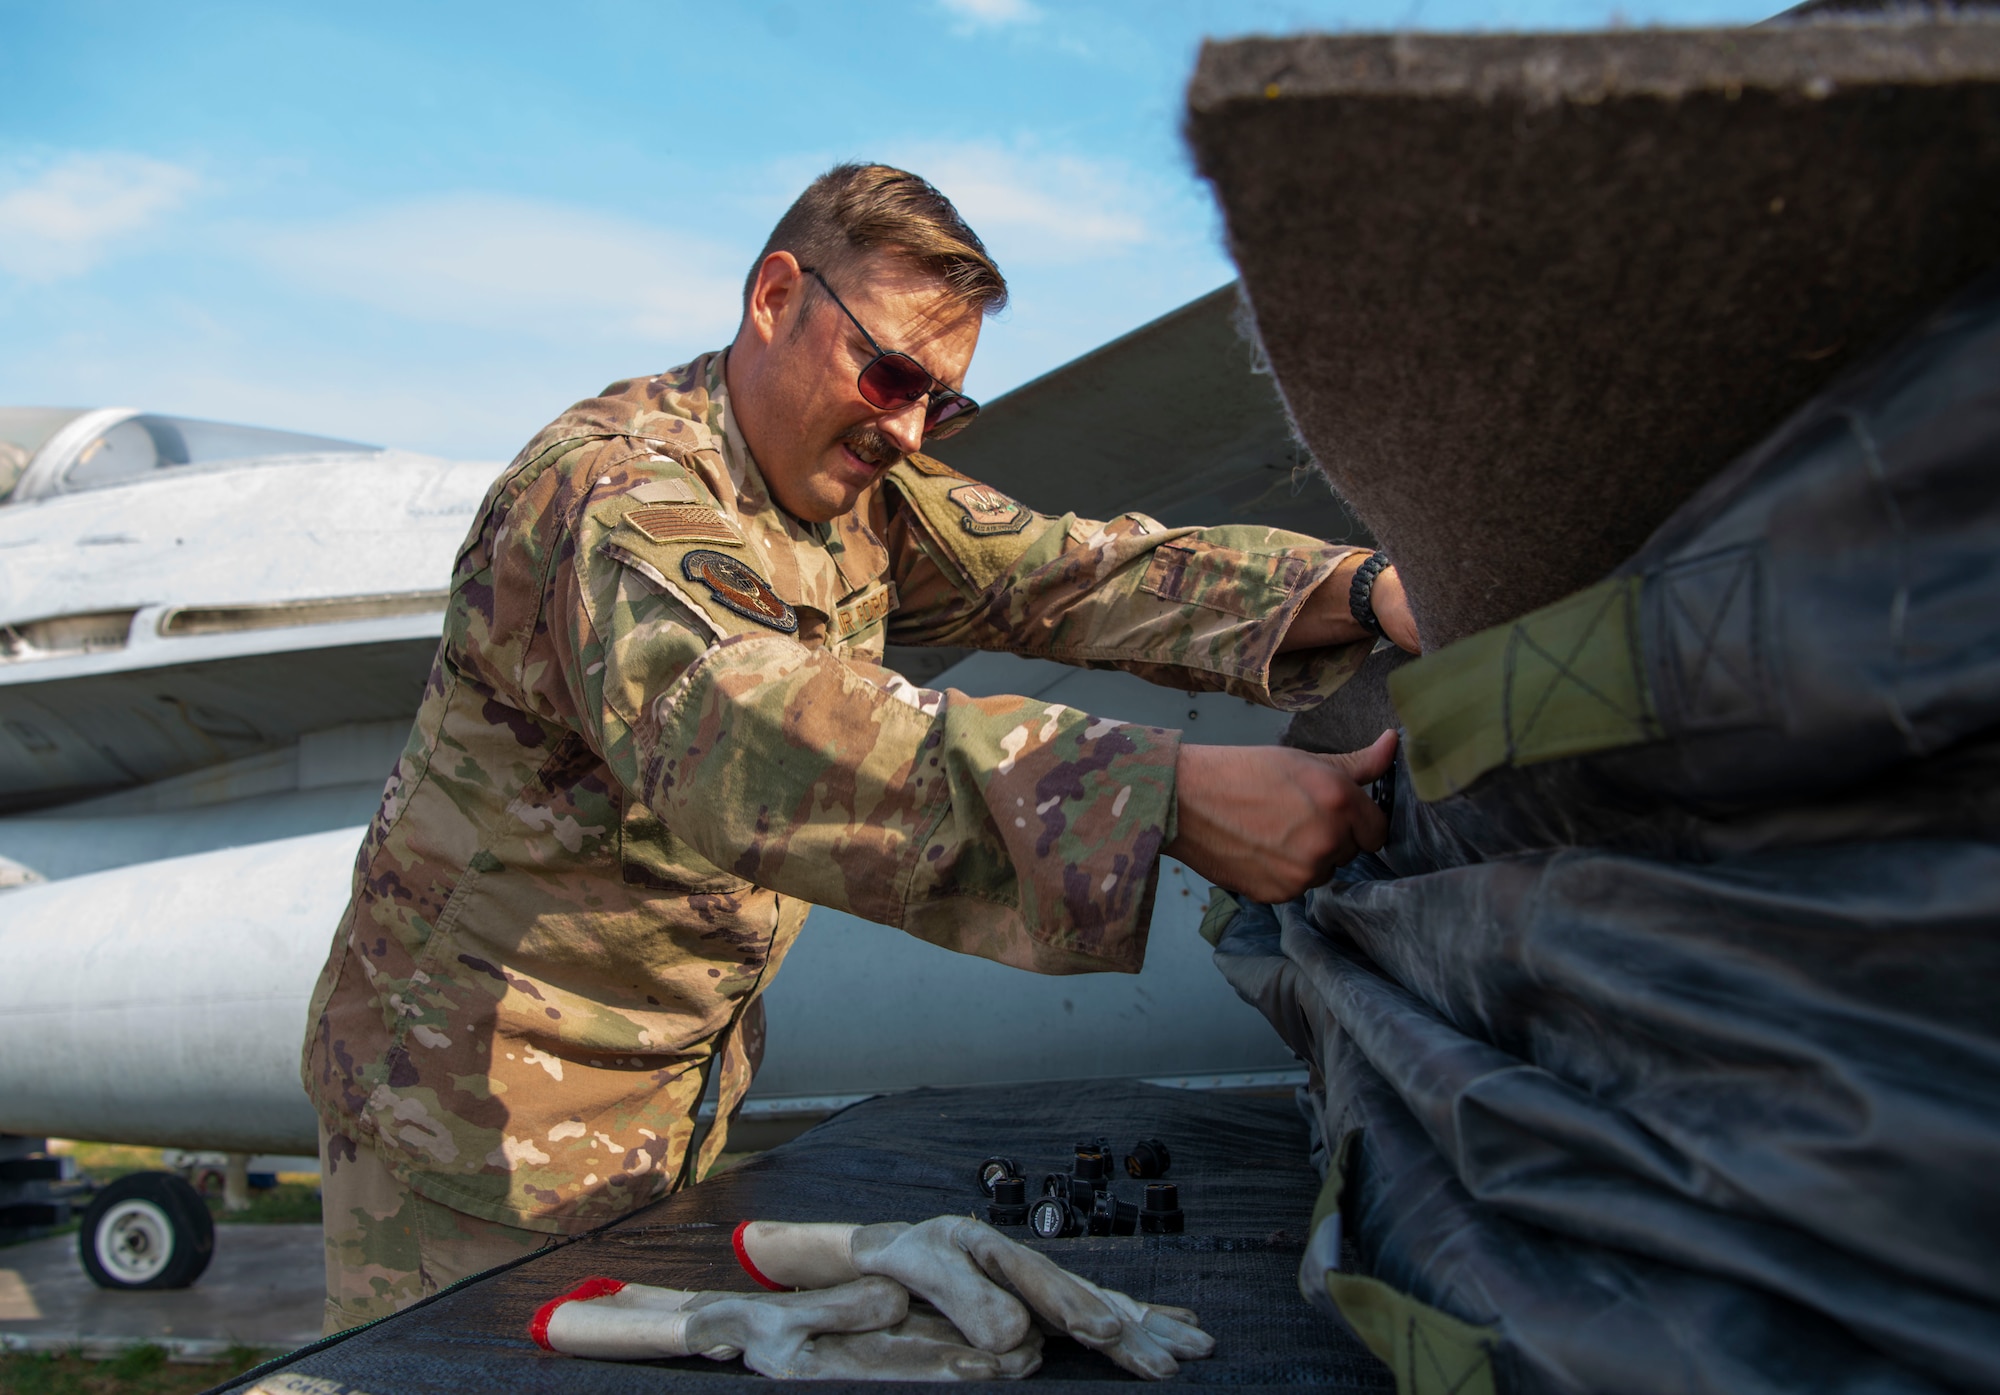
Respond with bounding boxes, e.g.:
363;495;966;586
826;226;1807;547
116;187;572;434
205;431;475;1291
1212;273;2000;1394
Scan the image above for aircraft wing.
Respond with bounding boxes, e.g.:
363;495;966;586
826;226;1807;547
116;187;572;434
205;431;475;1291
940;282;1372;545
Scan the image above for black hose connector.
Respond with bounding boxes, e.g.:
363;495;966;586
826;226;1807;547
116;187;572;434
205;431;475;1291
1139;1182;1184;1234
1125;1138;1171;1179
988;1174;1030;1226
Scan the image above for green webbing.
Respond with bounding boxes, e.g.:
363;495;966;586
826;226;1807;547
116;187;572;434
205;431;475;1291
1326;1269;1501;1395
1389;576;1662;802
1309;1135;1500;1395
1198;886;1242;947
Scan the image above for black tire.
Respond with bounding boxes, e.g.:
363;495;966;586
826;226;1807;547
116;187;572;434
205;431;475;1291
78;1171;214;1290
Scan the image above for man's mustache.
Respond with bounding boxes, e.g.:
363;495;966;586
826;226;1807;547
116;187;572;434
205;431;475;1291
840;426;904;470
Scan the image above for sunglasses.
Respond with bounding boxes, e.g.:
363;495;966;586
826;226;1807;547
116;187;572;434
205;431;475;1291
803;267;981;440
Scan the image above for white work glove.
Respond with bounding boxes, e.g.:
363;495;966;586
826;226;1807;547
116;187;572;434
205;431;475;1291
734;1216;1216;1380
530;1274;1041;1381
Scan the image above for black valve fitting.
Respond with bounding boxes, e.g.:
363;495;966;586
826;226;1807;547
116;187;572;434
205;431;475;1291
1140;1182;1185;1234
1089;1190;1140;1236
1125;1138;1171;1179
989;1139;1183;1240
987;1174;1029;1226
1029;1195;1084;1240
976;1156;1021;1197
1042;1171;1095;1209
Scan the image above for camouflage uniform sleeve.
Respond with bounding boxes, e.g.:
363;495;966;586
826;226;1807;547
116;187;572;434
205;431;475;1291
545;449;1178;976
880;457;1372;710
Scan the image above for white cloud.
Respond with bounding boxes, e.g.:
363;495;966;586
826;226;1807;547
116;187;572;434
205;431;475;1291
252;194;747;342
0;153;198;280
885;143;1152;268
938;0;1041;25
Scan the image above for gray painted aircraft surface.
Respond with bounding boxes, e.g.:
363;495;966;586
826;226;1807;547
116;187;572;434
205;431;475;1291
0;285;1371;1160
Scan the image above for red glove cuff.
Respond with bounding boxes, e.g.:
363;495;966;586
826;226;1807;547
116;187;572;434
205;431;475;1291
528;1276;628;1350
732;1220;791;1293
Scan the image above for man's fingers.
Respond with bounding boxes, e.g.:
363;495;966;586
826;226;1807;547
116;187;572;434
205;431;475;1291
1346;773;1389;854
1320;728;1398;786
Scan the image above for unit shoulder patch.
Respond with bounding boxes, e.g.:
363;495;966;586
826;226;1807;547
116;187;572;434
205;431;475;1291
948;483;1033;537
682;549;797;633
623;504;744;547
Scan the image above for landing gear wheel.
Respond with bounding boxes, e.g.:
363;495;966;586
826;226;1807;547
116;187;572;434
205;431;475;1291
78;1171;214;1289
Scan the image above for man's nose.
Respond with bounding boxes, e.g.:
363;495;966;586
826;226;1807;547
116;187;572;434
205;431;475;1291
878;399;927;457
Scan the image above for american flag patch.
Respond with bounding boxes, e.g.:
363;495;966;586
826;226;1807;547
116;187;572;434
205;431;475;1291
624;504;743;547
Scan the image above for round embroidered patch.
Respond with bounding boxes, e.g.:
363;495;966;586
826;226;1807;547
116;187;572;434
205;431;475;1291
681;549;799;633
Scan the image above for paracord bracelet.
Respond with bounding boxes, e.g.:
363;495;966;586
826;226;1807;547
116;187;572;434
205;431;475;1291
1348;552;1391;639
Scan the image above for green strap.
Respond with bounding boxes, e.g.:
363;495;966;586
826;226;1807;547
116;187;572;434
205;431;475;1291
1326;1268;1501;1395
1197;886;1242;947
1308;1138;1501;1395
1389;576;1662;802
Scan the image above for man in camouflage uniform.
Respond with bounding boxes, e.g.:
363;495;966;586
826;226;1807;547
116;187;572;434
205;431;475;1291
304;164;1417;1333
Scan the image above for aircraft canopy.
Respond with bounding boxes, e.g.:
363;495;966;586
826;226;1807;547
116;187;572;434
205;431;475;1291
0;407;379;504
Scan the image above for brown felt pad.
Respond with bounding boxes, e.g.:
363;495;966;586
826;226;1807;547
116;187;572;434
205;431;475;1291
1187;18;2000;650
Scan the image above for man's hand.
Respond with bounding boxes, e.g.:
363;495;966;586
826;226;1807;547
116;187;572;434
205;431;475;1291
1278;554;1421;655
1366;564;1420;653
1164;732;1397;903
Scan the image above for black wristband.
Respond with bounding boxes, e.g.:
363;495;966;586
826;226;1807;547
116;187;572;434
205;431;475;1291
1348;552;1391;639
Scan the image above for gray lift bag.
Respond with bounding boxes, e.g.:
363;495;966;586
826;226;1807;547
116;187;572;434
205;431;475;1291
1210;273;2000;1395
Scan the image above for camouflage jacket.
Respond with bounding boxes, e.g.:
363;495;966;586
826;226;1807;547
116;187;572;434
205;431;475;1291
302;352;1368;1233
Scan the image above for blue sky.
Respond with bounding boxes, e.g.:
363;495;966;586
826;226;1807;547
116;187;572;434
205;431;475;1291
2;0;1777;461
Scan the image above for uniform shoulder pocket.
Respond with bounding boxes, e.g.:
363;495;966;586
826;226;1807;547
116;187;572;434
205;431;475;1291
584;458;804;642
597;532;802;643
884;459;1059;594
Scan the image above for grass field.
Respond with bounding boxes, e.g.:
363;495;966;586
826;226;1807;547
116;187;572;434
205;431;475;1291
0;1345;269;1395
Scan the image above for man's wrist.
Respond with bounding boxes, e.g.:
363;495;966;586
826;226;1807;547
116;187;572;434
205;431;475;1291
1277;550;1375;654
1347;552;1392;638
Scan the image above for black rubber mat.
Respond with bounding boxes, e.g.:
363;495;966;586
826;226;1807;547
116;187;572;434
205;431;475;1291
218;1081;1391;1392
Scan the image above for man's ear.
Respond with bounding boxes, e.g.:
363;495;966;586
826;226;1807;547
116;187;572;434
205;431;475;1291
746;252;805;346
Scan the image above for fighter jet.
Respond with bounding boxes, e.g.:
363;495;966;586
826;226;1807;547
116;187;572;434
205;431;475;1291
0;284;1369;1286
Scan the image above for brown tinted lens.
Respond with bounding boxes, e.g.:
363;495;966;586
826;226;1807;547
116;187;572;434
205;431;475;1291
923;394;979;439
857;353;933;409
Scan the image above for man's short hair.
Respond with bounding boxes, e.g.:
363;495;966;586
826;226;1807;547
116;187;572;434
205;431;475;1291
746;164;1008;318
